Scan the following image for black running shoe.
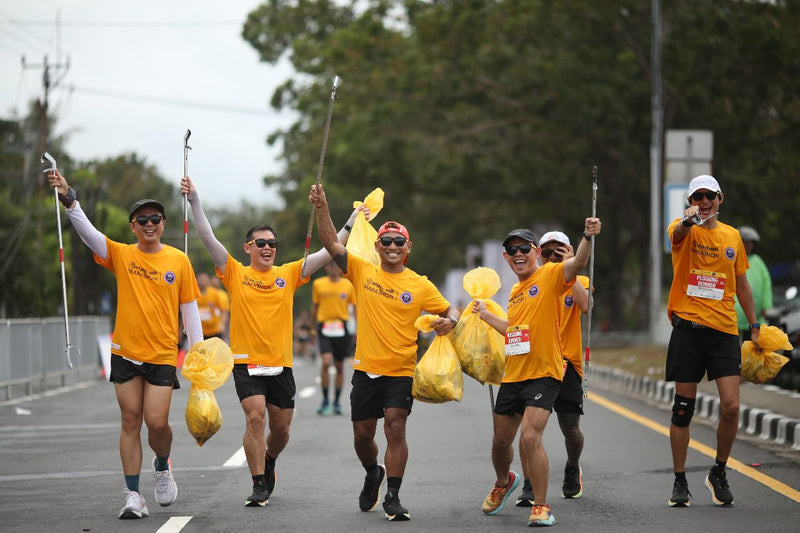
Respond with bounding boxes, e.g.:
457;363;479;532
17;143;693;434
562;464;583;499
358;464;386;512
245;483;270;507
705;468;734;506
266;467;276;494
383;491;410;521
515;478;535;507
667;478;691;507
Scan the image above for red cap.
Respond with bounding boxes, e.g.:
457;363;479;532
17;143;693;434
377;221;410;240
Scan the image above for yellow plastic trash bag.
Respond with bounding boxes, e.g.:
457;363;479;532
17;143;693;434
346;188;384;265
412;315;463;403
181;338;234;446
453;267;506;386
741;326;792;384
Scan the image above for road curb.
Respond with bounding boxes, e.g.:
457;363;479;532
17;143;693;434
591;364;800;451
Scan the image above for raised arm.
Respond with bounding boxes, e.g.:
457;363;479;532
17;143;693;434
180;176;229;271
47;170;109;259
303;202;367;275
309;184;348;272
562;217;601;283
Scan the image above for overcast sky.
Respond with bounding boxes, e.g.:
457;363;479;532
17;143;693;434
0;0;295;208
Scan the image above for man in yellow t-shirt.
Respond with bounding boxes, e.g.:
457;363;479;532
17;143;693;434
665;175;759;509
312;261;356;415
473;219;600;528
310;185;458;522
182;176;364;508
196;272;229;339
513;231;591;507
49;170;202;520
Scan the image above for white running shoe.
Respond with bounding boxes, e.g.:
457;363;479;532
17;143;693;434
152;456;178;506
118;489;149;519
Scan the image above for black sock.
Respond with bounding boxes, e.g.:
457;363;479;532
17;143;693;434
713;459;726;472
387;476;402;495
334;388;342;403
266;454;277;470
321;386;329;402
252;474;266;486
365;463;381;481
674;471;687;483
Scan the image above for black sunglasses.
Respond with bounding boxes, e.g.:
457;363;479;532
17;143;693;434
690;191;718;202
540;248;561;259
379;236;407;247
134;214;163;226
246;238;277;249
505;244;533;256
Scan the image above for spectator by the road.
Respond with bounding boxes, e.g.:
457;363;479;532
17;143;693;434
48;170;202;520
181;176;363;508
309;184;458;522
734;226;773;341
665;175;760;508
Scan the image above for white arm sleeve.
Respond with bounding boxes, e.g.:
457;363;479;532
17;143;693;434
181;300;203;350
188;195;228;268
65;201;108;259
302;206;362;276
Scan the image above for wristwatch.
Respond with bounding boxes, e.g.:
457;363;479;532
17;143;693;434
749;322;761;331
448;317;458;326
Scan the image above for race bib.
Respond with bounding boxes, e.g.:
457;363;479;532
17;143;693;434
199;308;213;321
686;269;726;300
322;320;346;338
505;325;530;356
247;364;284;376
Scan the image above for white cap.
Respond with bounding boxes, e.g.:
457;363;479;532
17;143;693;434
687;175;722;198
539;230;570;247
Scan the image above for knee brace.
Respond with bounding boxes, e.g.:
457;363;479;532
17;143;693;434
671;394;696;428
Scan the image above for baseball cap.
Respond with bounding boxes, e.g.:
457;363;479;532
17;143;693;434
687;175;722;198
539;231;571;247
738;226;760;242
128;199;166;222
377;221;410;240
502;228;538;247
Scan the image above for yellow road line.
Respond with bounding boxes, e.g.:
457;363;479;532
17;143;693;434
588;390;800;503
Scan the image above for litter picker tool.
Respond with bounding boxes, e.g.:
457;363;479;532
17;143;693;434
42;152;79;370
302;75;341;278
183;129;192;255
583;166;598;397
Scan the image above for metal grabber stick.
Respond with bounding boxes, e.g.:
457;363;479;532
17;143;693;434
583;166;598;397
302;75;342;278
183;129;192;255
42;152;79;369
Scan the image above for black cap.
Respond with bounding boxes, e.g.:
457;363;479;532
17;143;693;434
502;228;538;247
128;199;165;222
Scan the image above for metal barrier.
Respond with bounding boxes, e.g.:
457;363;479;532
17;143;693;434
0;316;110;401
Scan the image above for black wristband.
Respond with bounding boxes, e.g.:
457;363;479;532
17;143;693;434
681;217;694;227
749;322;761;330
344;224;352;232
58;187;76;209
582;232;592;241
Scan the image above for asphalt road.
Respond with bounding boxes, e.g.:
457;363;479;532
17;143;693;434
1;358;799;532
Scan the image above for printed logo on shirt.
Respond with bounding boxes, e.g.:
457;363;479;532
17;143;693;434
400;291;413;304
725;247;735;260
164;271;176;284
527;285;540;298
275;277;286;288
127;262;161;281
564;295;574;308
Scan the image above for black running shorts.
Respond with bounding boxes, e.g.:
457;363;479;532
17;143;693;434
350;370;413;422
494;377;560;416
316;322;353;361
666;326;741;382
232;365;296;408
554;361;584;415
110;354;180;389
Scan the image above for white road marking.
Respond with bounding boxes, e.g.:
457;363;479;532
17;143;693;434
223;446;247;467
156;516;192;532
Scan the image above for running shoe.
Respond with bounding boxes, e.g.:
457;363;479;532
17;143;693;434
527;503;556;527
245;483;270;507
667;477;692;507
515;478;535;507
705;468;734;506
482;470;519;515
332;403;343;415
152;457;178;507
317;400;330;415
562;464;583;499
266;466;277;495
359;464;386;511
383;491;410;521
118;488;149;519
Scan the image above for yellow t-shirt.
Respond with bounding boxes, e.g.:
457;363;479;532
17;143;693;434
560;275;589;376
197;286;228;336
503;262;574;383
346;254;450;377
312;276;356;323
218;254;308;366
667;218;749;335
95;238;199;365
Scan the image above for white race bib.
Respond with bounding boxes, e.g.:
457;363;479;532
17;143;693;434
686;269;725;301
322;320;346;338
247;364;284;376
505;325;530;356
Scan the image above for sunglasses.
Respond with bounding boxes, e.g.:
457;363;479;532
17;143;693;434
379;236;407;247
540;248;561;259
504;244;533;256
134;214;163;226
690;191;718;202
246;238;277;249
